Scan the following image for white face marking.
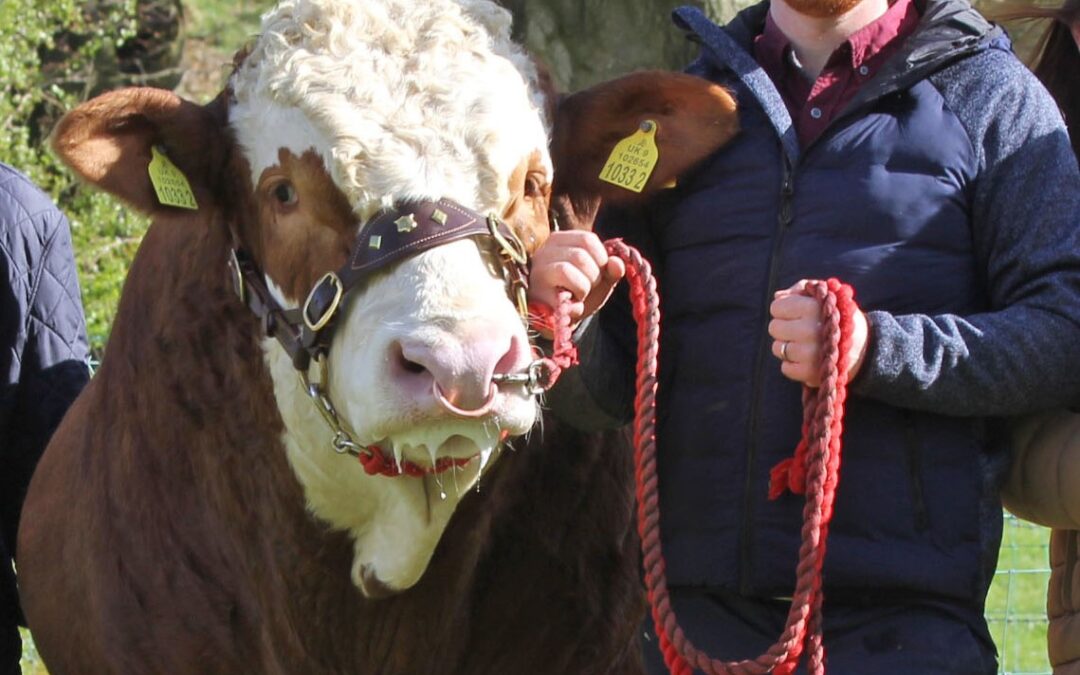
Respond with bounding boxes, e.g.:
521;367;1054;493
232;103;334;190
235;0;550;596
263;239;537;594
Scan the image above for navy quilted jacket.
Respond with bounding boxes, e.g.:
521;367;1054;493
0;162;89;628
551;0;1080;616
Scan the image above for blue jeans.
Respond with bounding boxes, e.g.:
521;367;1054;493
641;587;997;675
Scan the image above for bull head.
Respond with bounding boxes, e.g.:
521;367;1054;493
50;0;737;597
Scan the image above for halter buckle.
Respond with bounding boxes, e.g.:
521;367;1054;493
303;271;344;332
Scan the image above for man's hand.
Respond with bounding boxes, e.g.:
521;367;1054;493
768;279;870;387
527;231;626;333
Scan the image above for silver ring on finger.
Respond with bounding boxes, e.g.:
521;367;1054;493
780;340;792;362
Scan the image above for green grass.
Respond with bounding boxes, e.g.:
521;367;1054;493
17;628;46;675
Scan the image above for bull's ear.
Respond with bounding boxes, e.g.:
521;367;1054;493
51;87;227;215
550;70;738;209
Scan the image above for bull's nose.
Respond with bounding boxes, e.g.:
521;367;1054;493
392;321;530;413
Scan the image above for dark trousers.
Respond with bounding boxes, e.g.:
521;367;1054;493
0;565;19;673
641;587;997;675
0;622;18;675
1;537;20;675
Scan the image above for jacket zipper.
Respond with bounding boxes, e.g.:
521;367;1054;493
737;65;910;589
901;410;930;532
739;152;796;593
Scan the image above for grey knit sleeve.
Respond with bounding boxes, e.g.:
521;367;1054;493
853;49;1080;416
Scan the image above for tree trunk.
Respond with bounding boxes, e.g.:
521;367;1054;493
500;0;706;90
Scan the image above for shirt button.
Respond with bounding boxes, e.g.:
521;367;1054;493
810;107;823;119
859;65;870;76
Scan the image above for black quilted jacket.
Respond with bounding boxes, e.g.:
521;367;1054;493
0;161;89;664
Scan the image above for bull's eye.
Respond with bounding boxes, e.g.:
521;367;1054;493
524;172;546;199
273;181;298;207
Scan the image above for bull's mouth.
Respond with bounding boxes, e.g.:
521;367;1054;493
372;429;502;477
348;429;508;597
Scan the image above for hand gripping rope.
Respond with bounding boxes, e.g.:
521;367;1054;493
534;239;857;675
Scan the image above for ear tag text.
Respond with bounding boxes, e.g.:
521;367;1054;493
149;146;198;210
599;120;660;193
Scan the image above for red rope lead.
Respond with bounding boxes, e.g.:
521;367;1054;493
540;239;857;675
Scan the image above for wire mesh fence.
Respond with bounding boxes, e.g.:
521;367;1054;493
988;513;1053;674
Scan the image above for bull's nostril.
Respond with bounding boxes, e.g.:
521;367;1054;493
393;342;428;375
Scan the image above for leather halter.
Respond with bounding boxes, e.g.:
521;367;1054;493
226;197;534;465
228;198;530;373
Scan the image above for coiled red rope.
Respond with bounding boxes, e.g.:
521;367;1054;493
535;239;857;675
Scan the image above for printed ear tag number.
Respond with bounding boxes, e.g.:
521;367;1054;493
599;120;660;193
149;146;198;210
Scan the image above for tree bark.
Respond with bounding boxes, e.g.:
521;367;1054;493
500;0;706;91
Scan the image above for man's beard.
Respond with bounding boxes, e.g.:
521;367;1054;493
781;0;865;18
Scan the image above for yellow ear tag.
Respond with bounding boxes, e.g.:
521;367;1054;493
148;146;198;210
599;120;660;193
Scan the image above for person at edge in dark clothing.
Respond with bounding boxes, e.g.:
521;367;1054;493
528;0;1080;670
1;162;90;674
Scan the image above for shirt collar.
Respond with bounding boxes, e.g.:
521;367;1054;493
847;0;919;67
755;11;792;76
755;0;919;73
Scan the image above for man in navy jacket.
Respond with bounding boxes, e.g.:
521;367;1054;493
1;163;89;674
530;0;1080;671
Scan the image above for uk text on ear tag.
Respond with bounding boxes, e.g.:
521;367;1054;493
149;146;198;210
598;120;660;193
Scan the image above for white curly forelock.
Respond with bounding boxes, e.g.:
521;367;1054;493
228;0;552;218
